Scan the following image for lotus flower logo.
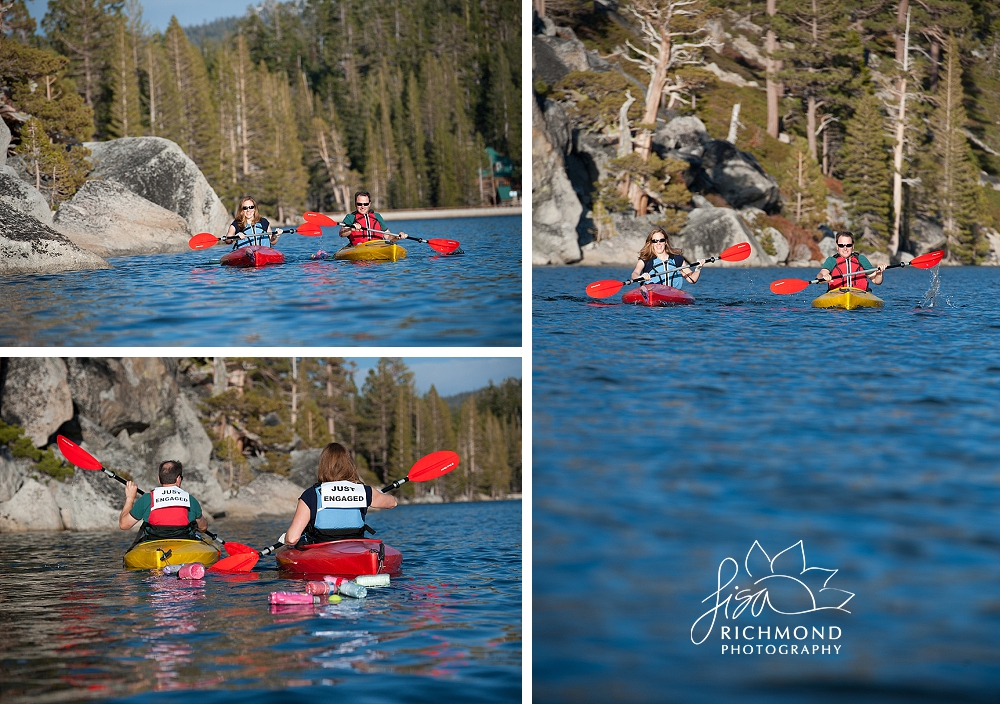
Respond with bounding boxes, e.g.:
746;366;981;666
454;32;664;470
691;540;854;645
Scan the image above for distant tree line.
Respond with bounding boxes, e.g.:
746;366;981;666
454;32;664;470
196;358;521;502
0;0;520;219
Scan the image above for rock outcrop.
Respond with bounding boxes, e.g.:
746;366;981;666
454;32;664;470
533;97;584;264
686;140;782;212
0;164;52;224
86;137;231;236
0;477;64;532
0;199;110;275
0;358;74;447
66;358;179;437
224;473;304;517
0;118;10;167
53;180;192;257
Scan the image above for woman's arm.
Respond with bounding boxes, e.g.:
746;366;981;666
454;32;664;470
224;224;237;242
630;260;645;281
369;488;397;509
283;499;312;544
682;259;702;284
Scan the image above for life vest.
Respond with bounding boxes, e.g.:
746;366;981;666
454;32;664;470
642;254;686;288
828;253;869;291
346;212;382;246
304;481;370;542
234;218;272;248
135;486;198;543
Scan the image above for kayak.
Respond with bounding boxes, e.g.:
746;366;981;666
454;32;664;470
123;538;220;569
812;287;884;310
333;240;407;262
622;284;695;306
220;245;285;268
275;539;402;577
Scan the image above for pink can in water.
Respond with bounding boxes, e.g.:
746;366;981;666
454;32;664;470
177;563;205;580
268;591;316;605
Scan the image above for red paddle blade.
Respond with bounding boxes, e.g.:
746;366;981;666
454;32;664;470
720;242;752;262
209;552;258;573
586;280;626;298
223;541;257;555
189;232;220;250
303;211;338;227
770;278;811;295
427;238;460;253
57;435;103;470
408;451;460;483
910;250;944;268
296;223;323;236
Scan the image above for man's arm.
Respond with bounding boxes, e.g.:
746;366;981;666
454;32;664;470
119;481;140;530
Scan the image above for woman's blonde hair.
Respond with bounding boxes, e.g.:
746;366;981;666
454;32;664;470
235;196;261;230
317;442;363;484
638;227;682;261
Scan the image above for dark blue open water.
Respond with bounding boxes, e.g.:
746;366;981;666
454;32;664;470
0;501;520;703
0;216;521;346
533;265;1000;703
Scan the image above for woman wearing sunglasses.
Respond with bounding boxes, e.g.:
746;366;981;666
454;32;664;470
223;196;280;248
630;228;702;288
340;191;408;246
816;231;886;290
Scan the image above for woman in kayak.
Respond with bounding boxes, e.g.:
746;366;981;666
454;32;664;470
223;196;280;249
816;231;887;290
630;228;702;288
339;191;408;245
283;442;397;546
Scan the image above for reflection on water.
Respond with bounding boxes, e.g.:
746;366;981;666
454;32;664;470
0;216;520;346
0;502;520;703
534;266;1000;703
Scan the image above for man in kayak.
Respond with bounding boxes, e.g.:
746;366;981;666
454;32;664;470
118;460;208;542
339;191;408;246
283;442;396;546
630;228;702;288
222;196;280;249
817;231;887;290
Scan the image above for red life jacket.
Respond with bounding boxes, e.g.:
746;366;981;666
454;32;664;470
828;253;869;291
347;212;382;246
147;486;191;526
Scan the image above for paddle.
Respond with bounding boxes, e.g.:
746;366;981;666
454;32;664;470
586;242;753;299
56;435;256;572
769;249;945;294
255;450;462;557
303;211;462;254
187;226;304;250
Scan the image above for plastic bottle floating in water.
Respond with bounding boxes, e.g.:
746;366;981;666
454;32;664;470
162;563;206;579
354;574;390;587
322;576;368;599
269;592;318;605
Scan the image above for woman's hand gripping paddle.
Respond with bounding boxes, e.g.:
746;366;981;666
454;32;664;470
585;242;753;298
769;249;945;295
187;226;313;250
303;211;462;254
254;450;462;558
56;435;257;573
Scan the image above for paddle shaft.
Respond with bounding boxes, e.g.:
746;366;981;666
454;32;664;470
628;256;714;286
814;262;902;286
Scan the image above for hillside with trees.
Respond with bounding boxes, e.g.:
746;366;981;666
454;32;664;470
0;0;520;220
532;0;1000;265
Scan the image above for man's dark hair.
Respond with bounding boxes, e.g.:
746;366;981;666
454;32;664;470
835;230;855;245
354;190;372;205
158;460;183;484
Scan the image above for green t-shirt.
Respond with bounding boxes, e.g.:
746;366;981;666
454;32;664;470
342;212;386;230
130;490;203;523
821;253;873;271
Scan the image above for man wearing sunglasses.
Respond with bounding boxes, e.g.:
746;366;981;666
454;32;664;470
816;231;886;291
340;191;408;246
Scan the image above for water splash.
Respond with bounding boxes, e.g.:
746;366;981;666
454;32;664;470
917;267;955;308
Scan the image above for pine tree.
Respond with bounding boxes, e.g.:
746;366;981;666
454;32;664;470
927;35;988;263
779;136;828;228
840;91;893;251
4;41;94;141
42;0;116;114
107;16;143;138
14;117;89;206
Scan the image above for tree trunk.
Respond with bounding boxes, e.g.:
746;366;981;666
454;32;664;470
929;41;940;92
727;103;741;144
765;0;779;138
890;4;911;257
213;358;227;396
806;96;818;162
290;357;297;426
326;363;335;439
636;24;672;161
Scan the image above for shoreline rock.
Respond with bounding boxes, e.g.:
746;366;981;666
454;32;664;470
0;199;111;275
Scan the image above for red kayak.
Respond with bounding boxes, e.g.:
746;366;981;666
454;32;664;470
275;539;402;578
622;284;695;306
220;245;285;268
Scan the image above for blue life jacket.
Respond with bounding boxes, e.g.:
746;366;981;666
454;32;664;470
305;481;369;541
642;254;686;288
233;218;273;248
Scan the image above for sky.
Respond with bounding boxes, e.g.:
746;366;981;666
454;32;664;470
345;358;521;397
23;0;254;33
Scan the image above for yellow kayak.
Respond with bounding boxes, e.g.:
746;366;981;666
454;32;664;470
123;538;220;569
333;240;407;262
812;287;884;310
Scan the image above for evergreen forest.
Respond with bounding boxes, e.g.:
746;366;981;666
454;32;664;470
536;0;1000;263
198;358;522;502
0;0;521;221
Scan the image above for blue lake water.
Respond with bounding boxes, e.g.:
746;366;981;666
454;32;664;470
533;265;1000;703
0;501;521;703
0;216;521;346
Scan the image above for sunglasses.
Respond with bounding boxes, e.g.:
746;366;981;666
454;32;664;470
242;204;255;210
356;201;370;207
837;242;853;248
651;238;666;244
